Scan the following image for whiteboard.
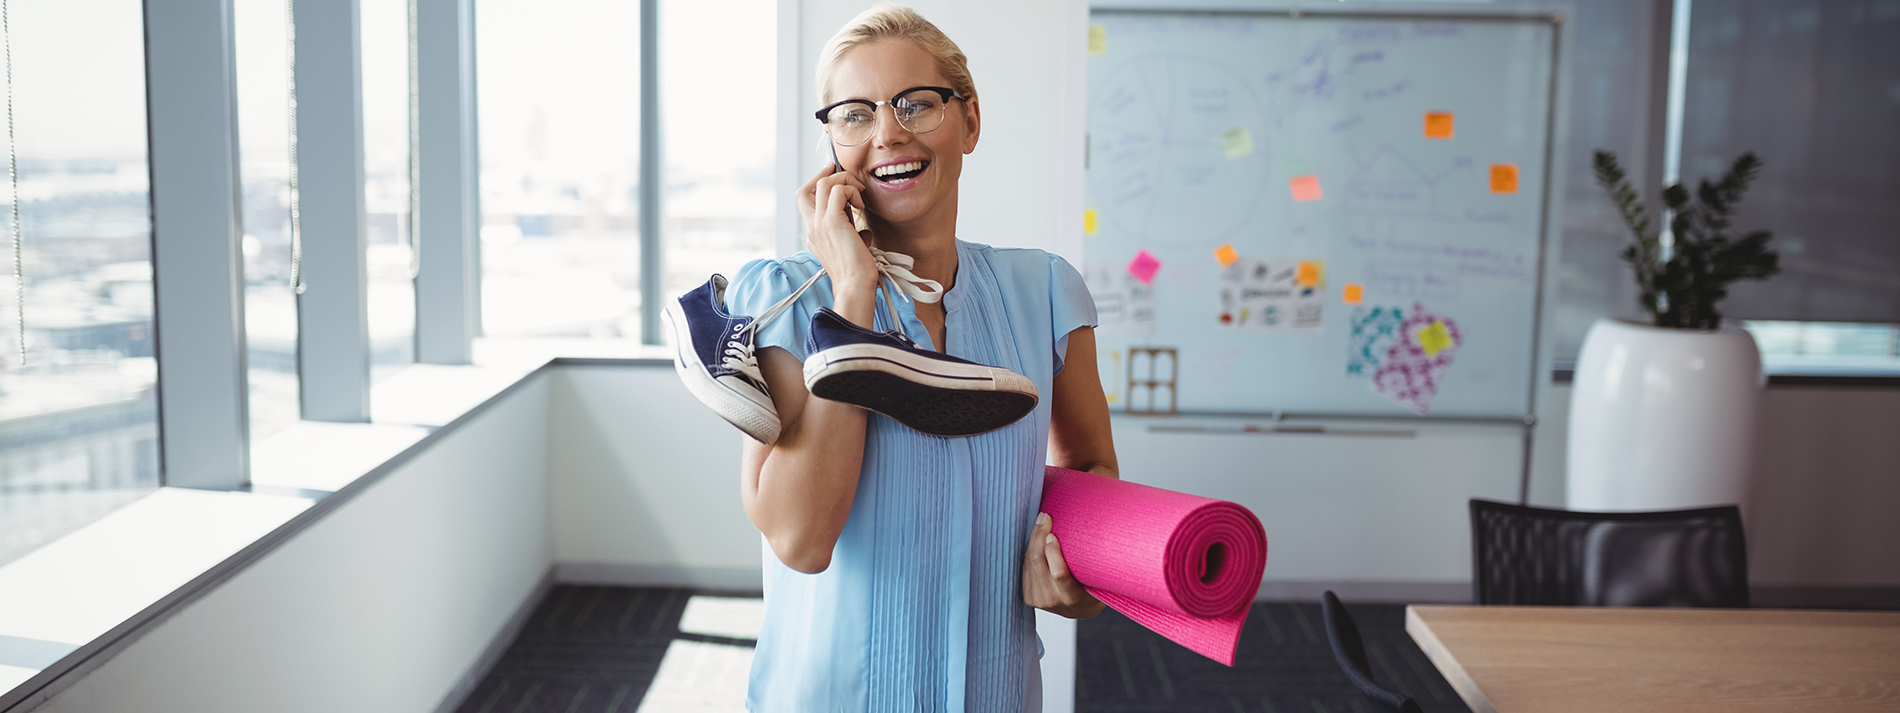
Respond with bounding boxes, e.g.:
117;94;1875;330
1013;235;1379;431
1085;9;1558;419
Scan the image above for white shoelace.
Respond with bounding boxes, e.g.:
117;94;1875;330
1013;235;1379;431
720;249;945;386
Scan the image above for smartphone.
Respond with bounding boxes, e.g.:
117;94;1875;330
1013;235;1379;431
816;131;843;171
816;132;871;233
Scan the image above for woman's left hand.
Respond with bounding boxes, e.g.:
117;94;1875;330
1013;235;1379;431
1022;512;1106;619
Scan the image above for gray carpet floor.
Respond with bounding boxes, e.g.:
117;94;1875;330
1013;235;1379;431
452;586;1469;713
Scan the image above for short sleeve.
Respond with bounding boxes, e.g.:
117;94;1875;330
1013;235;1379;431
723;256;830;362
1048;254;1098;375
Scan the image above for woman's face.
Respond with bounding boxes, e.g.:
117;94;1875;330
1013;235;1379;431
825;39;980;228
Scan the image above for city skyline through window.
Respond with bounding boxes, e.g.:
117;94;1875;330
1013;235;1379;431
0;0;160;568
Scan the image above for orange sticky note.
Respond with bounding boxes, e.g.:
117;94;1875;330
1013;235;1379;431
1342;282;1364;305
1295;260;1324;288
1214;243;1239;267
1424;111;1454;139
1084;208;1099;235
1490;163;1519;194
1289;174;1323;202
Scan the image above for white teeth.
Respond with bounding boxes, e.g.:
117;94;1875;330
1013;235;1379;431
874;161;924;179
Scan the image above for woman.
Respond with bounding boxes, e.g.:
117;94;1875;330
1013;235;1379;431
726;5;1118;710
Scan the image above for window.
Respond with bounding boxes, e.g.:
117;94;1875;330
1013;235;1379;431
363;0;417;379
1550;0;1665;360
660;0;777;306
235;0;299;442
476;0;644;341
1555;0;1900;370
1683;0;1900;369
0;0;159;567
1744;320;1900;372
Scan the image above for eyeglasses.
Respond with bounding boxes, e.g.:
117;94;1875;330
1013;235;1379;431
814;86;967;147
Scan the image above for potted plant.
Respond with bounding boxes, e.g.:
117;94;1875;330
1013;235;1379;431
1566;151;1780;511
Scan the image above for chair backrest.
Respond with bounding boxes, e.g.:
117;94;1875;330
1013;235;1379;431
1320;591;1424;713
1469;499;1750;607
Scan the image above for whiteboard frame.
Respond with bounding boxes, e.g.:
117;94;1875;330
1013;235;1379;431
1086;2;1569;424
1087;2;1573;502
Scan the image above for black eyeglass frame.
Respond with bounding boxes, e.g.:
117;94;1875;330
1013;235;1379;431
813;86;968;140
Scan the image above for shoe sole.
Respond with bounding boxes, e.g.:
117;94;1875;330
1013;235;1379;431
802;344;1039;437
662;300;782;444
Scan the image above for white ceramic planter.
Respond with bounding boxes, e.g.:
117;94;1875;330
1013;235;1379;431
1567;318;1764;511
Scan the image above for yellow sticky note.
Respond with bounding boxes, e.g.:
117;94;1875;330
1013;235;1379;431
1221;127;1254;160
1289;174;1323;202
1424;111;1455;139
1490;163;1520;194
1084;208;1099;235
1418;320;1453;356
1088;26;1107;55
1214;243;1239;267
1295;260;1324;288
1342;282;1364;305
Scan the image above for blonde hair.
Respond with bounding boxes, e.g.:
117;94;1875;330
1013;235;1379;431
816;5;977;105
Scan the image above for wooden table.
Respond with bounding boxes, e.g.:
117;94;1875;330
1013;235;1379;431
1405;605;1900;712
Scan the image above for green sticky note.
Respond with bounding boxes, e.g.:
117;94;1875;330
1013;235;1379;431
1221;127;1254;160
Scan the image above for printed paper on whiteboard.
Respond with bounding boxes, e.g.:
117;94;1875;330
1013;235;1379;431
1086;262;1157;336
1218;259;1324;331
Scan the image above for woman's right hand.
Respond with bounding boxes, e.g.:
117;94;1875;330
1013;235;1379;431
797;163;881;304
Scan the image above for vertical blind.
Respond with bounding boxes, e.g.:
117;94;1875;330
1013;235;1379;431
1680;0;1900;324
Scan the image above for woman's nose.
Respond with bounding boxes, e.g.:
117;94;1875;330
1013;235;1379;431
871;104;912;148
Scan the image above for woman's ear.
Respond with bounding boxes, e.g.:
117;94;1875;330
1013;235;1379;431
961;96;982;154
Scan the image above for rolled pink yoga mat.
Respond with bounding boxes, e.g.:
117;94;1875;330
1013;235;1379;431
1041;466;1267;666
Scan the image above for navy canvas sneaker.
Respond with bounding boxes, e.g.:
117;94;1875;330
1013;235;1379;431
803;307;1039;437
663;275;783;444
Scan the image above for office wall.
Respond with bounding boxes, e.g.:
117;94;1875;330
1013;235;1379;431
26;364;1894;711
541;366;1517;601
550;366;1900;602
31;378;552;713
547;367;762;590
778;0;1090;264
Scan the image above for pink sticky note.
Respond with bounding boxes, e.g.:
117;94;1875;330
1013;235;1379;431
1289;174;1323;202
1128;249;1162;285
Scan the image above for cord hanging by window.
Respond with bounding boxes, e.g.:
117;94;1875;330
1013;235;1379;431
3;0;22;365
285;0;306;294
406;0;420;280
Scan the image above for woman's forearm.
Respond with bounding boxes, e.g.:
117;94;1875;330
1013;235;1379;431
750;392;868;573
740;288;879;574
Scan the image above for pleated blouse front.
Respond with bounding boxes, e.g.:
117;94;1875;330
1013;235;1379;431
725;240;1097;713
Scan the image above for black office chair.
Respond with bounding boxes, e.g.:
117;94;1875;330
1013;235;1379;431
1469;498;1750;608
1321;590;1424;713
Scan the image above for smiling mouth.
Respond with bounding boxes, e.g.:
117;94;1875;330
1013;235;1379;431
872;160;929;184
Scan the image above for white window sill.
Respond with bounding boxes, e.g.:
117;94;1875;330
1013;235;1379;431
0;338;673;708
0;488;316;694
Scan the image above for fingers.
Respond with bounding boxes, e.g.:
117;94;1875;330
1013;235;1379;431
1043;530;1074;584
1023;512;1051;566
797;164;834;218
823;184;862;233
807;173;865;225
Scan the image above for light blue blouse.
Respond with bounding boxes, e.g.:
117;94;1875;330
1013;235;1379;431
726;240;1097;713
